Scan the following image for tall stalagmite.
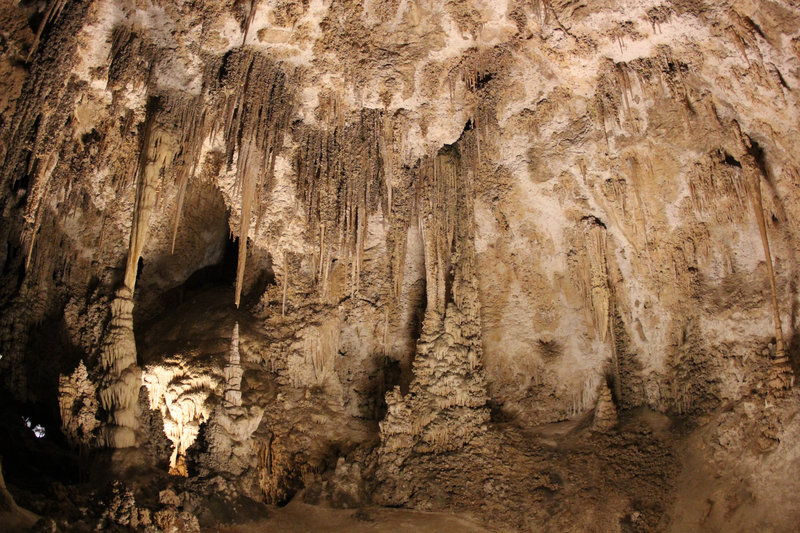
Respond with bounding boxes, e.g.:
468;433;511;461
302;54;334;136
98;96;187;447
377;140;489;503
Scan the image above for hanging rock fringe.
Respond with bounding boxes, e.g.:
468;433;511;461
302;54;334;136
215;50;295;307
295;109;387;300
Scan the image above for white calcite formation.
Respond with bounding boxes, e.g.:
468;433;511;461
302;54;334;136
143;361;220;476
200;323;265;484
57;360;99;448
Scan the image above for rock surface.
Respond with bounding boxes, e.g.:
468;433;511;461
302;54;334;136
0;0;799;531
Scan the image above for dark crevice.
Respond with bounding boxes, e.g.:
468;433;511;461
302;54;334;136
0;313;85;495
721;151;742;168
743;16;766;40
746;137;771;184
581;215;607;228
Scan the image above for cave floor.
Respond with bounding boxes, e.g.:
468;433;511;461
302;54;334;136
221;499;489;533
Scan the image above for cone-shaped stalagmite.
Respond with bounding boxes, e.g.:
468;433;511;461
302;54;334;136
592;381;618;432
224;323;244;407
377;137;489;503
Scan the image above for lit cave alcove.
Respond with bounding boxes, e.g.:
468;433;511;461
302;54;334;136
118;185;281;494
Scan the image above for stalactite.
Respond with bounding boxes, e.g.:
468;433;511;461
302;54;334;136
687;150;749;224
583;220;611;342
294;108;386;300
460;53;490;93
215;50;294;307
5;75;81;280
26;0;69;62
385;168;415;331
741;153;794;395
415;147;460;319
576;218;622;402
99;94;200;448
123;96;180;292
281;251;289;316
307;319;340;386
170;98;207;253
239;0;258;44
22;150;61;270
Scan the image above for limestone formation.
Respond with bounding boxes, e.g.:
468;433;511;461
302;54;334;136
224;323;244;407
2;0;800;530
592;382;619;433
97;288;140;448
57;360;99;448
377;139;490;503
142;361;219;476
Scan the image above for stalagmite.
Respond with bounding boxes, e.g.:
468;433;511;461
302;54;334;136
5;2;800;530
97;288;140;448
99;96;185;448
58;360;99;448
224;323;243;407
377;133;490;504
592;381;618;432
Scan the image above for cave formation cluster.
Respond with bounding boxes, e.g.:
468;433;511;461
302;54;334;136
1;0;800;531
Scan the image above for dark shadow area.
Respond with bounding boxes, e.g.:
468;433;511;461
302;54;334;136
0;389;82;493
787;331;800;378
170;235;239;300
469;72;495;91
0;313;90;498
141;234;276;325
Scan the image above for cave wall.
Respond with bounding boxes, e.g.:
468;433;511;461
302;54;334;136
0;1;799;525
